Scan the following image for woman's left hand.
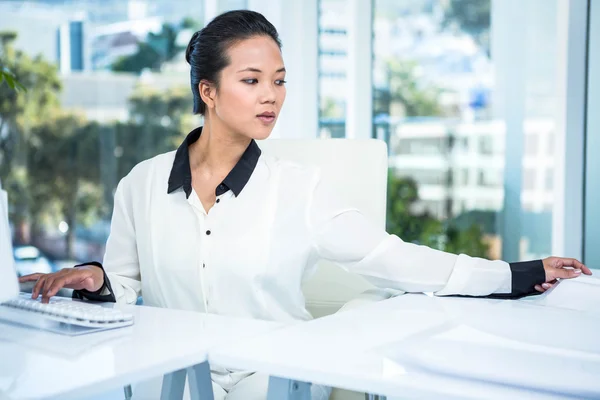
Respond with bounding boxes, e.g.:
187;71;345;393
535;257;593;293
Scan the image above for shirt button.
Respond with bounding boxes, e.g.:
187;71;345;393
216;199;220;204
206;230;211;235
203;263;206;269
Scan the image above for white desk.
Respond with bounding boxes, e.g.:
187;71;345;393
0;301;281;400
211;292;600;400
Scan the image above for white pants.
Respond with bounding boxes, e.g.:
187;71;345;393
132;372;331;400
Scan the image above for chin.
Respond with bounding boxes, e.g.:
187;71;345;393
248;124;276;141
252;130;273;141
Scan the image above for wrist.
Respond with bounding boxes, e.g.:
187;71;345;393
88;265;106;291
74;262;106;293
72;261;116;303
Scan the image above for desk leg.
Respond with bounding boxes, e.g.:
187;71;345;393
124;385;133;400
161;368;186;400
187;361;214;400
267;376;311;400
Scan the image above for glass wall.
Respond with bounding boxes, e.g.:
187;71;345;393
0;0;208;272
0;0;591;275
373;0;567;261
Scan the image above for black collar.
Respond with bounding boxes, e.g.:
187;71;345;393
167;126;261;199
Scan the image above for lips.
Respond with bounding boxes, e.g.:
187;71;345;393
257;112;276;124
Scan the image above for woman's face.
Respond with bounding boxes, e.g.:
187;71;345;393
205;35;286;140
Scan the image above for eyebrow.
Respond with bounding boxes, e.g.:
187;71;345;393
237;67;286;73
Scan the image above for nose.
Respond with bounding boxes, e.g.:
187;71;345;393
259;81;277;104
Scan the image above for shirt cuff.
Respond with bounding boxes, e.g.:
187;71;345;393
509;259;546;296
72;262;117;303
485;260;546;299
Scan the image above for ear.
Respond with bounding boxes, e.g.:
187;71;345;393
199;79;217;111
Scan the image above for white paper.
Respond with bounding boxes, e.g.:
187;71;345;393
0;184;19;303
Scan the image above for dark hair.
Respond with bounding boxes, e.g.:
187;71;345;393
185;10;282;115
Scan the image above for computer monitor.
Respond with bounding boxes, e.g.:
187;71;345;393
0;180;19;303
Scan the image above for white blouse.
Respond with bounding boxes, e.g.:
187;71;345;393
96;143;516;323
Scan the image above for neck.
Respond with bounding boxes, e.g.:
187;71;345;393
188;115;251;176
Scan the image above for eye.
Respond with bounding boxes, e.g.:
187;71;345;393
243;79;258;84
275;80;287;86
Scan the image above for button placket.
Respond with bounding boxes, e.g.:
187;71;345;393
191;204;210;311
203;212;213;310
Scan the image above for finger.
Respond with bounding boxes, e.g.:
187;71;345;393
19;273;45;283
47;276;68;298
535;284;545;292
47;271;84;295
32;276;47;299
41;277;56;303
580;263;593;275
552;267;581;280
556;257;586;271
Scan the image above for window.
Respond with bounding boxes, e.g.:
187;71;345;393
479;135;494;155
395;137;447;155
375;0;571;260
0;0;209;262
477;171;485;186
545;168;554;191
404;169;448;186
318;0;349;138
452;136;469;153
462;169;470;186
477;169;501;187
525;133;539;156
546;132;555;155
523;168;537;191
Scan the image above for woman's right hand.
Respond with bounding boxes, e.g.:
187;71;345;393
18;265;105;304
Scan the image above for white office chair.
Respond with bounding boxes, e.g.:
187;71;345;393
258;138;392;400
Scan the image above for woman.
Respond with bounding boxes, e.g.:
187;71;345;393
20;9;591;400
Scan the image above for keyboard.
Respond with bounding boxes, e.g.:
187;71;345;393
0;293;134;335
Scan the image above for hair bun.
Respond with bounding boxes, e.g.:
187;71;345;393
185;31;201;64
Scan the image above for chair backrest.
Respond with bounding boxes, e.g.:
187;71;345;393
257;139;388;318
